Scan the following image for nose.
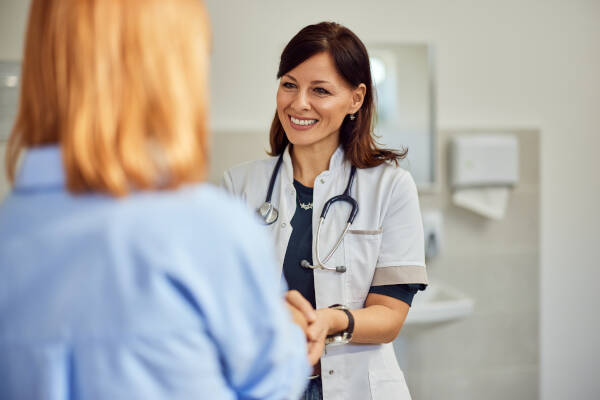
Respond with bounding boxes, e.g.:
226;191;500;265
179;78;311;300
290;89;310;112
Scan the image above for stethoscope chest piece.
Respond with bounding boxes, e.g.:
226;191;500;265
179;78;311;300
257;202;278;225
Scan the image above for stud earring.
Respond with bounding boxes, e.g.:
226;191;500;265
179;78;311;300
349;113;356;121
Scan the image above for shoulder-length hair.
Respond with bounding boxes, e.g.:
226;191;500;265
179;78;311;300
269;21;406;168
6;0;211;196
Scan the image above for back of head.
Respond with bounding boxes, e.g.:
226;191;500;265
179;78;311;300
6;0;211;196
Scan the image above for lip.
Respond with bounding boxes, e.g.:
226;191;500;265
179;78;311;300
288;115;319;131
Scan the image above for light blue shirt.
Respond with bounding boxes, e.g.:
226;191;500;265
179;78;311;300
0;146;309;399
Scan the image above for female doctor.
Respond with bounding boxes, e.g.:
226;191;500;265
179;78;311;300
223;22;428;400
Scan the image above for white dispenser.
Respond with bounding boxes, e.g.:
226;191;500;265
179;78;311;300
450;134;519;220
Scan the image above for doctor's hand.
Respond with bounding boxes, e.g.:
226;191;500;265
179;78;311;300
285;290;313;332
285;290;323;365
304;309;336;365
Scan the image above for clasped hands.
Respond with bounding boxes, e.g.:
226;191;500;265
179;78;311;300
285;290;335;366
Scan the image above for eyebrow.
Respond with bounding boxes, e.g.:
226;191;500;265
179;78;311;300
284;74;332;85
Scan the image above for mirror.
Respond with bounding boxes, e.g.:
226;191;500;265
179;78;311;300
368;43;436;189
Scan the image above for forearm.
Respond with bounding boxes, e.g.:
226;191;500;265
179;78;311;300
321;302;409;344
350;304;408;343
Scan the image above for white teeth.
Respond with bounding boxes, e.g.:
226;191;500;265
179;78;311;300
291;116;317;126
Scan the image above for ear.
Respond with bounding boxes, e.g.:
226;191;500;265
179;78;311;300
348;83;367;114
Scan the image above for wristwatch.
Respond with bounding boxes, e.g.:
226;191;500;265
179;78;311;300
325;304;354;345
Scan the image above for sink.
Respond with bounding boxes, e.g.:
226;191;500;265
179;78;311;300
404;283;474;325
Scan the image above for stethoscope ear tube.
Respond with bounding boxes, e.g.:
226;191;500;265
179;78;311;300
300;259;347;273
320;166;359;224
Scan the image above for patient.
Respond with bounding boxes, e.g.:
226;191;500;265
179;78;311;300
0;0;310;398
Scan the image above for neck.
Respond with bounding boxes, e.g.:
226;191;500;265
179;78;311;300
291;142;339;188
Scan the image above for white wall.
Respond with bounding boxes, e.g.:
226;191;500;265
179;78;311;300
1;1;599;398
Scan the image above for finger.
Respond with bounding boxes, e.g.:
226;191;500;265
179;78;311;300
286;290;316;322
288;304;308;332
307;341;325;365
306;320;326;341
285;290;317;322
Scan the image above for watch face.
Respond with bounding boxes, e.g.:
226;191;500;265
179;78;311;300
325;332;351;346
325;336;349;346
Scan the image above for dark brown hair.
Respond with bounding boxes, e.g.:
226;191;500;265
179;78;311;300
269;21;406;168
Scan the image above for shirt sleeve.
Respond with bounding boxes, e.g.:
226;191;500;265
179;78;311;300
169;193;310;399
368;284;427;306
372;171;428;286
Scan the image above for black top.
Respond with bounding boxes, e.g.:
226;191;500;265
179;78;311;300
282;180;425;309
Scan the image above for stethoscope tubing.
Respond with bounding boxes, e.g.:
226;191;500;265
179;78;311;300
257;152;358;273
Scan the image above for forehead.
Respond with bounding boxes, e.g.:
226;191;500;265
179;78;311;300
286;52;348;86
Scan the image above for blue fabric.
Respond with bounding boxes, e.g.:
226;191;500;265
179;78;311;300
301;377;323;400
0;146;310;400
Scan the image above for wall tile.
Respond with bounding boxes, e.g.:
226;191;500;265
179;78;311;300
395;130;540;399
426;252;539;315
411;365;539;400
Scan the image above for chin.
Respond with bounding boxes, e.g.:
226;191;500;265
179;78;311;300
285;131;321;147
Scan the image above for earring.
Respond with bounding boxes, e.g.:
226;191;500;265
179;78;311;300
349;113;356;121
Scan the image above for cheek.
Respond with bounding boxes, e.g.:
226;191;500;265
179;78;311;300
318;101;349;124
276;90;289;112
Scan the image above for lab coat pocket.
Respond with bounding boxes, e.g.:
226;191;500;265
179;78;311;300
368;369;411;400
343;230;382;303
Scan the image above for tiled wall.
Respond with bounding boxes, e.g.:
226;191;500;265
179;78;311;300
395;129;540;400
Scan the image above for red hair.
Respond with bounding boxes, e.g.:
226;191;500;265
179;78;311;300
6;0;211;196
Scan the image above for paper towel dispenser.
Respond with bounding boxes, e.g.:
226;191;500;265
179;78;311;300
450;135;519;188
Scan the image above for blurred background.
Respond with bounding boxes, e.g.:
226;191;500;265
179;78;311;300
1;0;599;398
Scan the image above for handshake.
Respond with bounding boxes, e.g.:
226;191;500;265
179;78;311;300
285;290;331;366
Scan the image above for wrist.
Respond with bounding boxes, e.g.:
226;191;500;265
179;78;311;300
326;308;349;336
324;304;354;345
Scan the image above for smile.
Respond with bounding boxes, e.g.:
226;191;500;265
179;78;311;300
289;115;318;130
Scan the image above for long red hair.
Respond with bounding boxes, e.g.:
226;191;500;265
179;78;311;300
6;0;211;196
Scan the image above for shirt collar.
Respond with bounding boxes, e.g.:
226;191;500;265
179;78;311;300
14;146;66;191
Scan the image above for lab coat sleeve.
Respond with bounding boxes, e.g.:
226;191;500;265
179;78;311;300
372;171;428;286
221;169;236;194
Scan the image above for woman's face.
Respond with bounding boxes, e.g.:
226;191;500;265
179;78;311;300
276;51;365;153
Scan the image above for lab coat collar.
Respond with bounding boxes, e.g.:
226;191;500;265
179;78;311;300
328;145;345;172
281;144;346;183
14;146;65;191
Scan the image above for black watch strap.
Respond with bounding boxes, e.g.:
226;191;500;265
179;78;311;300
328;304;354;336
340;308;354;335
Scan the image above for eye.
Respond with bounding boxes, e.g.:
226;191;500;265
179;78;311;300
314;87;331;95
282;82;297;89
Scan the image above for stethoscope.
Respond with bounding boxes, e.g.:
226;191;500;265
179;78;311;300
257;153;358;273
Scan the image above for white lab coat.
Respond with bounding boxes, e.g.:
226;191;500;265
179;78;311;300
223;145;428;400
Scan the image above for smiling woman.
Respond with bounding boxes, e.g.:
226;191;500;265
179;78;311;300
223;21;428;400
276;52;364;168
269;24;407;172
